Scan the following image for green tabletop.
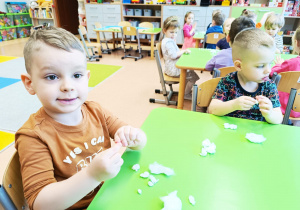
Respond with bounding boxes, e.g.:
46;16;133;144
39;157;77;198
139;28;161;35
88;107;300;210
193;31;205;39
176;48;298;71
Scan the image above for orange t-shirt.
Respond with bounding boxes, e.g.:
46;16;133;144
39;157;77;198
15;101;127;209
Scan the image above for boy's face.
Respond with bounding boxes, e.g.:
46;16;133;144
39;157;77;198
265;26;280;38
236;47;275;83
23;43;89;120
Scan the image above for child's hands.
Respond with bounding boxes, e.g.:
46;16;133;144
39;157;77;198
233;96;257;111
256;95;273;117
114;126;147;149
192;22;197;29
87;143;123;182
274;55;284;64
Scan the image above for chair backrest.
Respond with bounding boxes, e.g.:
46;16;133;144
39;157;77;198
206;33;225;45
139;22;153;28
156;42;163;59
1;151;28;210
196;77;221;107
78;25;91;43
213;66;236;78
94;22;102;29
277;71;300;93
118;21;131;27
122;26;137;36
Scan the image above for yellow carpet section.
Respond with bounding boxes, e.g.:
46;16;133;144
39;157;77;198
0;131;15;152
0;56;17;63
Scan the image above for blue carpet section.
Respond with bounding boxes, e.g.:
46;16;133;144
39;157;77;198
0;77;21;89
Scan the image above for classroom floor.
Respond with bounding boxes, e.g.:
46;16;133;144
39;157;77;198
0;38;212;183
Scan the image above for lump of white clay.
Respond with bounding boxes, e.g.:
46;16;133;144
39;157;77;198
148;181;154;187
188;195;196;206
246;133;266;143
199;148;207;157
160;191;182;210
132;164;140;171
200;139;216;156
149;175;159;184
137;189;142;195
140;171;150;178
224;123;237;130
149;162;174;176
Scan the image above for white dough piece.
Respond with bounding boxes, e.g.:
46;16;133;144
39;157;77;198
246;133;266;143
161;191;182;210
224;123;237;130
140;171;150;178
188;195;196;206
149;175;159;184
137;189;142;195
148;181;154;187
149;162;175;176
199;148;207;157
202;139;211;148
132;164;140;171
205;142;216;154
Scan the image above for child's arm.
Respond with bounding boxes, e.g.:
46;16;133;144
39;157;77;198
114;125;147;150
205;55;217;71
270;57;291;77
189;22;197;36
208;96;257;116
34;143;124;210
256;95;283;124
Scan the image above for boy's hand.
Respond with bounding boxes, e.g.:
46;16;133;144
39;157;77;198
256;95;273;117
274;55;284;65
114;126;147;149
87;143;123;182
233;96;257;111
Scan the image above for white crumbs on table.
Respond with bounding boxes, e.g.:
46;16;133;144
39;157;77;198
149;162;175;176
245;133;266;143
160;191;182;210
224;123;237;130
132;164;140;171
140;171;150;178
188;195;196;206
137;189;142;195
200;139;216;157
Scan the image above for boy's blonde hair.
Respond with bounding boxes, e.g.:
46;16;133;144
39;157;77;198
24;26;85;73
232;28;275;60
264;13;285;29
212;9;221;17
223;17;235;34
163;16;180;31
184;11;194;24
213;12;225;26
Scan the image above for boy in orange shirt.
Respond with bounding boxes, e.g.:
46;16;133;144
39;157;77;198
16;26;147;210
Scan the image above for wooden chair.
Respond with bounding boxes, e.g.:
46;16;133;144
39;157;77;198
213;66;236;78
0;151;28;210
94;22;111;54
275;71;300;125
121;26;143;61
204;33;225;48
78;25;102;62
138;22;153;56
149;42;180;106
191;77;222;111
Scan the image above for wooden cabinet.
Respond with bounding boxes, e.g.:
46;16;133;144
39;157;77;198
30;6;56;27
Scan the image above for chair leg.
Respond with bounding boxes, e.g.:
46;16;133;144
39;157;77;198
282;88;297;125
0;185;17;210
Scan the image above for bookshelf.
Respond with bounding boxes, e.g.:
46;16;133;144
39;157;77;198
30;5;56;27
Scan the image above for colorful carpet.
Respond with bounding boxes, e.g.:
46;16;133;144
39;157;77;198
0;56;122;136
0;131;15;152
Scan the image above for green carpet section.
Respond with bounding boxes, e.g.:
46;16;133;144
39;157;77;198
0;131;15;152
87;63;122;87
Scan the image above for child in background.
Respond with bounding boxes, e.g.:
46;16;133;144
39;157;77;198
270;26;300;121
241;9;257;24
208;28;283;124
264;13;285;53
205;11;225;49
182;11;197;50
207;9;222;30
216;17;235;50
16;27;147;210
205;16;255;71
161;16;199;100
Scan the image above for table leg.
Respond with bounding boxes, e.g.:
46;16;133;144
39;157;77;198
177;69;187;110
195;39;200;48
112;32;116;49
150;34;154;60
95;31;102;56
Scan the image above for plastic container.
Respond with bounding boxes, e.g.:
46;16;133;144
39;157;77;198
13;14;31;26
0;15;14;27
123;0;131;3
0;28;17;41
16;26;31;38
126;9;134;16
155;10;161;17
134;9;143;16
143;9;152;16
